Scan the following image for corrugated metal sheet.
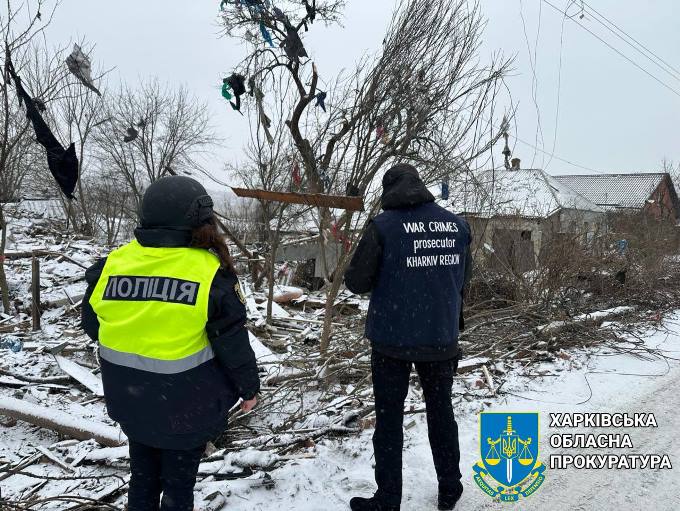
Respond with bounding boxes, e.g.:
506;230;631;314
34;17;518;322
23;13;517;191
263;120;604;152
7;199;66;220
553;173;666;210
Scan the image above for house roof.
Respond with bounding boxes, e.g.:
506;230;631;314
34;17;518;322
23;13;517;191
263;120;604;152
4;198;66;220
553;173;668;210
448;168;603;219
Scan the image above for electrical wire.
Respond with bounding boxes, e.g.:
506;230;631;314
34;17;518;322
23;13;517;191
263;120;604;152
544;0;572;172
519;0;546;168
541;0;680;99
579;0;680;84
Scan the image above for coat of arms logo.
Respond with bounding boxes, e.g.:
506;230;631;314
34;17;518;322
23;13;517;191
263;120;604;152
473;412;546;501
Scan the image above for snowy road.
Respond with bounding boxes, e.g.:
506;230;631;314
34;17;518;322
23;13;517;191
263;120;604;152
221;315;680;511
460;345;680;511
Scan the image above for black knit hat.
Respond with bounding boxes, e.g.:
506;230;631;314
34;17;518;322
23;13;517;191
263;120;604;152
139;176;214;229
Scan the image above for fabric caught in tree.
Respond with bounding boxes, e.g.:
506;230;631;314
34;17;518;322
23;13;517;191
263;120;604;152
124;127;139;143
254;86;275;145
65;44;102;96
281;23;307;62
8;63;78;200
225;73;247;111
304;0;316;23
292;162;302;187
221;81;233;100
315;91;327;112
273;6;286;20
260;21;274;47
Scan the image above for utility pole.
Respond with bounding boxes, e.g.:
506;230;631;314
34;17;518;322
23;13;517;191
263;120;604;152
502;115;512;170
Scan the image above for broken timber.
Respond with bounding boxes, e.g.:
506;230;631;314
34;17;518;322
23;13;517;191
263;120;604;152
0;396;127;447
232;188;364;212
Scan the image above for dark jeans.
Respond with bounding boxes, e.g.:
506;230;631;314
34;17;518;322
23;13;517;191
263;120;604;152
128;441;205;511
371;350;461;507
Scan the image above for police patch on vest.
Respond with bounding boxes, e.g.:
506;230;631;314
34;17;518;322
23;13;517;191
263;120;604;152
102;276;200;306
234;281;246;305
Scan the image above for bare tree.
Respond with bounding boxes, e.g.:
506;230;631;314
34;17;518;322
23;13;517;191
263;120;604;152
230;80;310;322
94;79;218;206
85;169;135;246
51;42;108;234
0;0;65;313
219;0;511;353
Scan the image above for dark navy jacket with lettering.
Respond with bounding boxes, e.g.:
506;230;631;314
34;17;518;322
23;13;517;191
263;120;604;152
345;165;472;362
81;227;260;450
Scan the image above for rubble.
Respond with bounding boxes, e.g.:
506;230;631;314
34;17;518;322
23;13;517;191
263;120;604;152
2;204;680;509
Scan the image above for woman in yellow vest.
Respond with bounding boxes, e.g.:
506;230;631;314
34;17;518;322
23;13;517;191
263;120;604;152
82;176;259;511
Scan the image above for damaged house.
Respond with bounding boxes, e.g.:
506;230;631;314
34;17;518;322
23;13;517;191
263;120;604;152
449;159;605;273
554;172;680;251
553;172;680;223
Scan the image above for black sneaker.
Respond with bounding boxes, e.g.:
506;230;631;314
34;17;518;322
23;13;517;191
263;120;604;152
349;496;400;511
438;480;464;510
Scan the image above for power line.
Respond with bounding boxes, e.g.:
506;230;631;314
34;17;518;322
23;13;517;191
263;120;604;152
544;0;570;172
519;0;546;168
580;0;680;84
540;0;680;99
510;132;608;174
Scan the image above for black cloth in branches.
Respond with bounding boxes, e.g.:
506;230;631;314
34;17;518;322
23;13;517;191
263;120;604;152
273;6;286;20
281;23;308;62
8;63;78;200
225;73;247;111
124;127;139;143
315;91;327;112
304;0;316;23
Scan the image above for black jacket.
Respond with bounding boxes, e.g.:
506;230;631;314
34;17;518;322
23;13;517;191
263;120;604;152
345;166;473;362
82;227;260;449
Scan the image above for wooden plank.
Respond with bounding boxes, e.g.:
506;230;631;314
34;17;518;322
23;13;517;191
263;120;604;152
36;445;75;472
54;355;105;396
232;188;364;212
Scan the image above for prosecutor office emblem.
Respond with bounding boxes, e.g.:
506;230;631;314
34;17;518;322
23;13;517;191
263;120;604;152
473;412;546;502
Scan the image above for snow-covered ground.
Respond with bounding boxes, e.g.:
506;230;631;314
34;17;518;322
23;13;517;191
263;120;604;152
201;314;680;511
3;312;679;510
2;207;679;510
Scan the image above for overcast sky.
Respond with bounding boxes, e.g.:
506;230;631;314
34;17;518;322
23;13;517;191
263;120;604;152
42;0;680;191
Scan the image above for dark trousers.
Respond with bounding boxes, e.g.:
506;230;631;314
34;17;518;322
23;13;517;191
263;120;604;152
128;441;205;511
371;350;461;507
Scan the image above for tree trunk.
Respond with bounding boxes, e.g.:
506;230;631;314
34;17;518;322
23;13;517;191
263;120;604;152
319;271;343;357
0;205;11;314
319;213;356;356
266;256;276;324
266;211;284;324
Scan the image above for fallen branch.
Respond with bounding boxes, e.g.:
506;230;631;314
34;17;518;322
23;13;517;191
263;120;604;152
0;396;127;447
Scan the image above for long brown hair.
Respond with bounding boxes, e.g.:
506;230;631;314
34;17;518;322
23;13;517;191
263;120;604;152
190;217;236;273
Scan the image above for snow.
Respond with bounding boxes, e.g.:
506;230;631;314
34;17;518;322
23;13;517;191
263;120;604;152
54;355;105;396
0;395;127;447
538;306;635;332
185;313;680;510
3;207;680;510
451;168;603;218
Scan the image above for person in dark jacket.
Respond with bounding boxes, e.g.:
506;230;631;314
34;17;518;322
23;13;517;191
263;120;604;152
82;176;260;511
345;164;472;511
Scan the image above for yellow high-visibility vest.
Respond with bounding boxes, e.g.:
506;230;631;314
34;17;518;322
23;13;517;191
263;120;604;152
89;240;221;374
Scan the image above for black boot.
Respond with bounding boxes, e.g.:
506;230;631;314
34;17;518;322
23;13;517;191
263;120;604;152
350;496;399;511
438;480;463;510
